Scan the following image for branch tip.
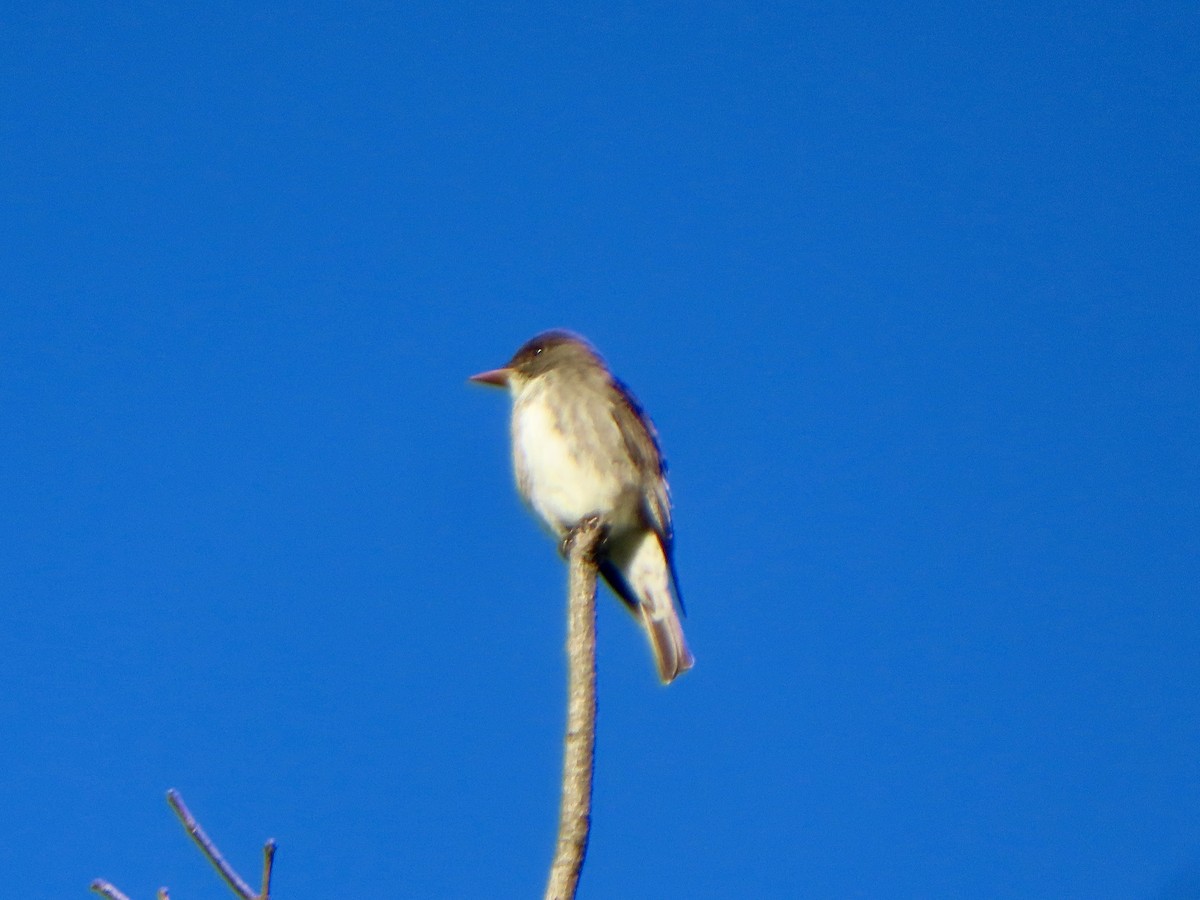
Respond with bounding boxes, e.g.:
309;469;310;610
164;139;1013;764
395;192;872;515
261;837;278;899
90;880;133;900
166;790;259;900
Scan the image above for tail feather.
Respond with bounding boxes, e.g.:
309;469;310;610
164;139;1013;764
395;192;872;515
639;601;695;683
607;530;693;684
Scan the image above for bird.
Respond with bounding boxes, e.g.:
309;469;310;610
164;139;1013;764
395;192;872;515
469;330;694;683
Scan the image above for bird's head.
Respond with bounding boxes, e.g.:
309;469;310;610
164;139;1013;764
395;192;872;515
469;330;602;391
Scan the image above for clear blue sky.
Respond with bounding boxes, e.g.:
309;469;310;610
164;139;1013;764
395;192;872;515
2;2;1197;898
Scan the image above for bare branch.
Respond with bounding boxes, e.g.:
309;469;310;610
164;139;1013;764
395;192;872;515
91;794;274;900
544;516;604;900
166;789;258;900
90;880;132;900
261;839;277;900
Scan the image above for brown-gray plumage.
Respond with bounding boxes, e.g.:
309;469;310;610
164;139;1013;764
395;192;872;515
470;330;694;683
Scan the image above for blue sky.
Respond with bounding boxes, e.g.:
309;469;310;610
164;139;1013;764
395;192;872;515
2;2;1197;897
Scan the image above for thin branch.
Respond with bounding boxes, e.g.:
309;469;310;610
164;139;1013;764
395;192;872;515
261;838;277;900
166;789;258;900
90;794;274;900
544;516;604;900
90;880;132;900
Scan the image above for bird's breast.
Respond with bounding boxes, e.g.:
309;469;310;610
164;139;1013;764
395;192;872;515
511;391;638;536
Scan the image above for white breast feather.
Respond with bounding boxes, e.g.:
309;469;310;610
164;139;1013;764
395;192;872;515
513;399;627;534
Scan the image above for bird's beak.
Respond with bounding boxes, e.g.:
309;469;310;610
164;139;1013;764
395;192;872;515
468;367;512;387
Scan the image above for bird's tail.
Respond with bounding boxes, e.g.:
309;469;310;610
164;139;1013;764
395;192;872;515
638;598;694;684
620;532;694;683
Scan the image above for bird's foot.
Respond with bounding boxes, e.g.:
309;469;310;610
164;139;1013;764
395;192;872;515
561;516;607;559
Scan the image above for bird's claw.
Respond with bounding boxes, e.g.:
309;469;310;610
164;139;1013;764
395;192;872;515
561;516;607;557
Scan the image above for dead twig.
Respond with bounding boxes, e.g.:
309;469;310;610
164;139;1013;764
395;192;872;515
167;789;275;900
90;790;276;900
90;881;132;900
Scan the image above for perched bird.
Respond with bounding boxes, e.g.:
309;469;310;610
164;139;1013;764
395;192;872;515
470;330;694;683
